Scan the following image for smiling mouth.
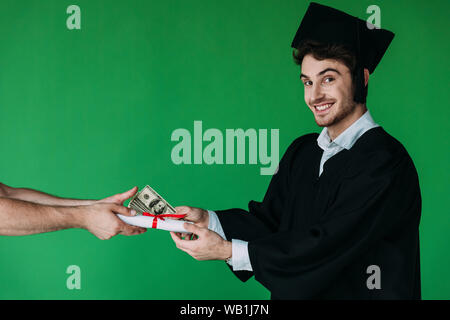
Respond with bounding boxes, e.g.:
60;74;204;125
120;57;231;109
314;102;334;112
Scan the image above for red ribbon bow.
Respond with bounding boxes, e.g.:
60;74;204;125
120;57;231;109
142;212;186;229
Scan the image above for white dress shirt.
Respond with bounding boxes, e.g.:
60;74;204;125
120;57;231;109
208;110;379;271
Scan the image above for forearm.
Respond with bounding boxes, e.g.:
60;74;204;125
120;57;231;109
2;183;96;206
0;197;83;236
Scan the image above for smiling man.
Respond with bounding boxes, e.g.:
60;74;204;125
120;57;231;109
301;55;367;140
170;2;422;299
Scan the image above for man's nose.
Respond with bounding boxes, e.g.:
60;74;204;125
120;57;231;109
310;83;325;103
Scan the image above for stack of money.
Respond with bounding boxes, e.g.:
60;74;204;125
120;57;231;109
127;185;176;215
119;185;191;232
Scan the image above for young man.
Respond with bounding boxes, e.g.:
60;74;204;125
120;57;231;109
0;183;146;239
170;3;421;299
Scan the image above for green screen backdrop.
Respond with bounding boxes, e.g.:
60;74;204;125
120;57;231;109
0;0;448;299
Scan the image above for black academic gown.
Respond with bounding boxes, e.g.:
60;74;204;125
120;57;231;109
215;127;421;300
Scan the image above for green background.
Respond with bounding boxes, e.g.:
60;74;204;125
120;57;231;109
0;0;448;299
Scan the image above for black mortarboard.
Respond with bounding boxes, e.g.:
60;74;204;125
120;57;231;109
291;2;394;74
291;2;395;103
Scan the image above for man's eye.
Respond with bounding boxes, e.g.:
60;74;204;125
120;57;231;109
324;77;334;83
303;80;312;86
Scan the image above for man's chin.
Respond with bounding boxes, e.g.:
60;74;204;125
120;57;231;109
314;116;333;127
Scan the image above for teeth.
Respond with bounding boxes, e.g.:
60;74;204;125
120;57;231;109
315;103;332;111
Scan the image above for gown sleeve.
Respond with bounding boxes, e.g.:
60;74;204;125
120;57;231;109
214;135;314;281
247;148;421;299
215;136;311;237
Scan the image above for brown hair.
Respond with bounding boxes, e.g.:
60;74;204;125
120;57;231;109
292;40;367;103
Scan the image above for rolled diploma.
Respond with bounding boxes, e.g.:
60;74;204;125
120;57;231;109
117;214;193;233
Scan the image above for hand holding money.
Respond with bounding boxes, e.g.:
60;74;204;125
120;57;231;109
117;185;194;233
80;202;146;240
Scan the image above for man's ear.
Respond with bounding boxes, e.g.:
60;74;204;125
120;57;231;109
364;68;370;87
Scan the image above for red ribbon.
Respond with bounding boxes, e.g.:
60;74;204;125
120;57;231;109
142;212;186;229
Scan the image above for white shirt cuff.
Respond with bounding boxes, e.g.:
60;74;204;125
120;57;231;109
207;210;227;240
231;239;253;271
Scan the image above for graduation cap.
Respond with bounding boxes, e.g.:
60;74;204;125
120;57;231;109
291;2;395;102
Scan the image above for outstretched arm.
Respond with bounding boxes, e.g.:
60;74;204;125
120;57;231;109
0;186;146;239
0;182;95;206
0;197;77;235
0;182;138;207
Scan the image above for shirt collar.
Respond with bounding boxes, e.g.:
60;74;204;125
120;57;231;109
317;110;379;151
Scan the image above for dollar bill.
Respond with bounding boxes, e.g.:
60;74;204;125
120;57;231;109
127;185;176;215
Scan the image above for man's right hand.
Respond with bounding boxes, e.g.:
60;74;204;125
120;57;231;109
174;206;209;229
77;203;146;240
